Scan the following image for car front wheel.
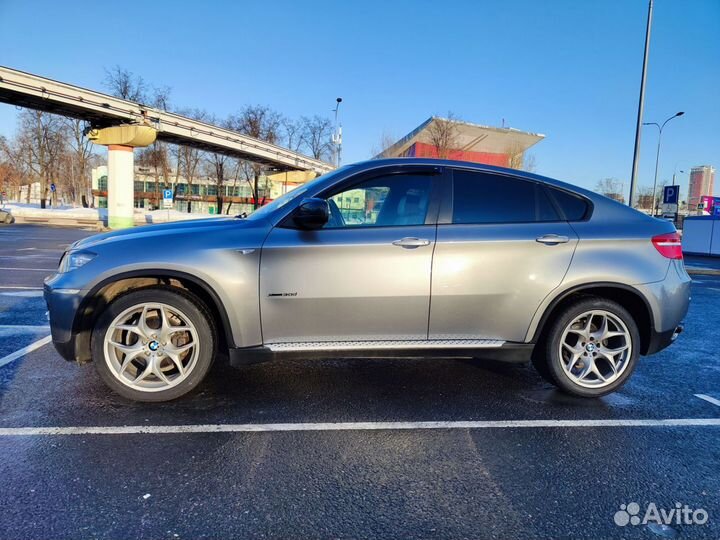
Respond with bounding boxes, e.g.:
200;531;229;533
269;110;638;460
91;287;216;402
538;298;640;397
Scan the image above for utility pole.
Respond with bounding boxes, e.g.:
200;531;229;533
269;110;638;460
332;97;343;168
628;0;654;208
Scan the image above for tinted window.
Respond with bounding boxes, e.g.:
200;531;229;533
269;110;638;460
452;171;559;224
324;174;433;228
547;187;589;221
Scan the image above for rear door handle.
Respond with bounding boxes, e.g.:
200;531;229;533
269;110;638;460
392;237;431;248
536;234;569;245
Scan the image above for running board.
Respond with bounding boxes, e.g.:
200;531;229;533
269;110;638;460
266;339;505;352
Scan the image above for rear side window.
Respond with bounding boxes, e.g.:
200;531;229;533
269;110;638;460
451;170;560;224
546;187;590;221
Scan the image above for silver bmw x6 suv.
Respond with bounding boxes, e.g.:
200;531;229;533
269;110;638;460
45;158;690;401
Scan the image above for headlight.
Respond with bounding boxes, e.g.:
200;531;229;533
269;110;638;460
58;250;96;273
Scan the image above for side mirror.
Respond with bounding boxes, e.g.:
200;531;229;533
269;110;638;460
293;198;329;230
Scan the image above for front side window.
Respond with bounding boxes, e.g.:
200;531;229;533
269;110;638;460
451;170;560;224
324;174;433;228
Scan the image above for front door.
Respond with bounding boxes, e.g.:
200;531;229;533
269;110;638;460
429;168;579;343
260;169;441;344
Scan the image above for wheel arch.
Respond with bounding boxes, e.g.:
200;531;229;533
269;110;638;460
530;282;655;355
71;269;235;363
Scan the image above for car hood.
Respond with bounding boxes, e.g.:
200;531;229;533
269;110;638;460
72;217;246;250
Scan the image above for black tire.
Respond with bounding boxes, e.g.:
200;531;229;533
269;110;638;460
536;297;640;398
91;286;216;402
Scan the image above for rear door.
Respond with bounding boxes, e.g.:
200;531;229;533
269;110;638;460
429;168;579;343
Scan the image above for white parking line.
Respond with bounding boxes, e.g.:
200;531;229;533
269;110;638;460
695;394;720;407
0;256;59;262
0;290;44;297
0;335;52;368
0;267;54;272
0;325;50;330
0;418;719;437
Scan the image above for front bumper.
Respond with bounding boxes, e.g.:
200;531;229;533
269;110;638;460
43;280;86;362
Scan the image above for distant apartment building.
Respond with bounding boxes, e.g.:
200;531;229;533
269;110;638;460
91;166;317;214
688;165;715;210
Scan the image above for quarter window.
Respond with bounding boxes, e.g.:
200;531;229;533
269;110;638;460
451;170;560;224
546;186;590;221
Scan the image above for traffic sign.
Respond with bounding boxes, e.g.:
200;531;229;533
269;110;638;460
50;183;56;193
162;189;173;209
663;185;679;205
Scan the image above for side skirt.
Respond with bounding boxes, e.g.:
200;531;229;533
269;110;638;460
228;340;534;367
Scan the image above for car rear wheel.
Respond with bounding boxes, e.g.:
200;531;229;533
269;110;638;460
536;298;640;397
91;287;216;402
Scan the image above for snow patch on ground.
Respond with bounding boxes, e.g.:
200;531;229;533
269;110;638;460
1;203;220;223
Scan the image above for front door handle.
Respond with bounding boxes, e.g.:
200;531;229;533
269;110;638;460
392;237;431;248
536;234;569;245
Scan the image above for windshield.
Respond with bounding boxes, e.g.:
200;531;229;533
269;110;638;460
244;165;352;221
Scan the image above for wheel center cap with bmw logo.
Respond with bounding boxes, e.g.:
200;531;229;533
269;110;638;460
148;340;160;352
586;343;596;353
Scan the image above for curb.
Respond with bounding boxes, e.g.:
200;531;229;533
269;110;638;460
686;267;720;276
13;216;103;229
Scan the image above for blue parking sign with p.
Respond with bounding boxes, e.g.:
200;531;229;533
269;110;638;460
663;185;679;205
162;189;173;209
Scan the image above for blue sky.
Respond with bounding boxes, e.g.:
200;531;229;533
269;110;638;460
0;0;717;196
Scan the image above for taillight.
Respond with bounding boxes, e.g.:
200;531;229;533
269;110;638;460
652;232;683;260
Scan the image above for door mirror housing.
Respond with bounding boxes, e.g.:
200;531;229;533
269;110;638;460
293;198;329;230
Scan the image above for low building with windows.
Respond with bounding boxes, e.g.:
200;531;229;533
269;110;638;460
91;166;317;215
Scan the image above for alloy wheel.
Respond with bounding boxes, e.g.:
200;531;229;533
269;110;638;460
103;302;199;392
558;310;632;389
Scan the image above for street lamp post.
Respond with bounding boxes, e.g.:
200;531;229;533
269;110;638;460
332;97;343;168
643;111;684;216
628;0;654;208
673;167;687;215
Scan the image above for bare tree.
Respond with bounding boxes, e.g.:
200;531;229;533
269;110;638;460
62;118;97;207
227;105;282;209
371;130;398;158
0;135;29;201
0;137;25;202
523;153;537;173
16;110;66;208
505;142;538;172
300;115;333;161
103;66;148;102
505;141;525;170
104;67;174;207
426;114;460;159
635;185;654;210
653;179;669;216
173;109;208;212
594;178;625;203
282;117;304;152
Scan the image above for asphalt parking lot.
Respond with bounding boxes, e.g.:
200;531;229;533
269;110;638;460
1;224;719;539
